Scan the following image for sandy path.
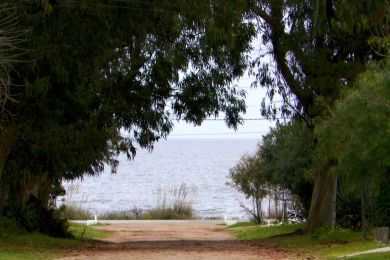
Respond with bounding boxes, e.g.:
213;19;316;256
58;221;296;259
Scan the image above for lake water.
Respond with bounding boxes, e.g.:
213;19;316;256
59;138;260;219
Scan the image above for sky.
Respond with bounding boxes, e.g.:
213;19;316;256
169;77;278;139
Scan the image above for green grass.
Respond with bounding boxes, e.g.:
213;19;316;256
226;221;258;228
97;206;194;220
0;232;78;260
0;223;110;260
349;252;390;259
231;224;386;258
232;223;304;240
63;183;196;220
0;250;53;260
68;223;111;239
64;204;194;220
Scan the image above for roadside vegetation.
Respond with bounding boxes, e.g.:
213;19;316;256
61;183;196;220
0;220;109;260
229;58;390;244
0;1;388;256
228;223;389;259
61;204;194;220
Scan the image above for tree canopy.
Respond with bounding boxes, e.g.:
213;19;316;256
246;0;387;233
316;59;390;228
249;0;386;121
0;0;255;233
0;0;388;236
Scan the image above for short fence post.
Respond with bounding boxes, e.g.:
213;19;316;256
373;227;389;245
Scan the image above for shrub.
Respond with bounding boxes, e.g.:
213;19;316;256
145;183;196;219
229;154;268;224
60;205;92;220
62;183;196;220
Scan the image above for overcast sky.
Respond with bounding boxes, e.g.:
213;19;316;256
169;77;277;139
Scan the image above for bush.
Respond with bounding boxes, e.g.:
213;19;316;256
148;183;196;219
3;196;71;237
145;205;193;220
62;183;196;220
59;205;92;220
0;217;24;236
99;207;140;220
229;154;268;224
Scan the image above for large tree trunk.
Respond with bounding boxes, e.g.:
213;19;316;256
305;160;337;234
0;127;16;217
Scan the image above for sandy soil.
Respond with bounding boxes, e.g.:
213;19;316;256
58;221;297;260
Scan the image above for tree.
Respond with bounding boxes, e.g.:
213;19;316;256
247;0;387;233
0;3;27;218
0;3;25;125
315;58;390;238
230;120;314;223
0;0;255;234
260;121;314;216
229;153;268;223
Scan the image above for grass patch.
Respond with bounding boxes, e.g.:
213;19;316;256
63;183;196;220
234;223;304;240
232;224;386;258
0;230;78;260
0;250;53;260
349;252;390;259
0;223;110;259
0;232;80;249
64;204;195;220
226;221;258;228
68;223;111;240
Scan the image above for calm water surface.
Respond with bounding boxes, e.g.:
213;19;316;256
59;138;259;219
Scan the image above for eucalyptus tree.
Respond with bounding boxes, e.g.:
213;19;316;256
247;0;387;233
0;0;255;232
315;59;390;238
0;3;27;218
0;4;25;123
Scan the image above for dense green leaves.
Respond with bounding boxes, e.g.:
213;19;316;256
316;59;390;197
249;0;386;121
317;60;390;187
3;0;255;181
260;122;314;214
230;121;314;218
246;0;388;233
1;0;388;235
0;0;256;231
229;153;267;223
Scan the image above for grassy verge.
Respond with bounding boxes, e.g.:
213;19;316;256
226;221;258;228
228;223;386;258
0;223;110;260
348;252;390;259
62;203;194;220
68;223;111;240
62;183;196;220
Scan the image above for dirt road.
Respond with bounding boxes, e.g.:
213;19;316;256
59;221;295;259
